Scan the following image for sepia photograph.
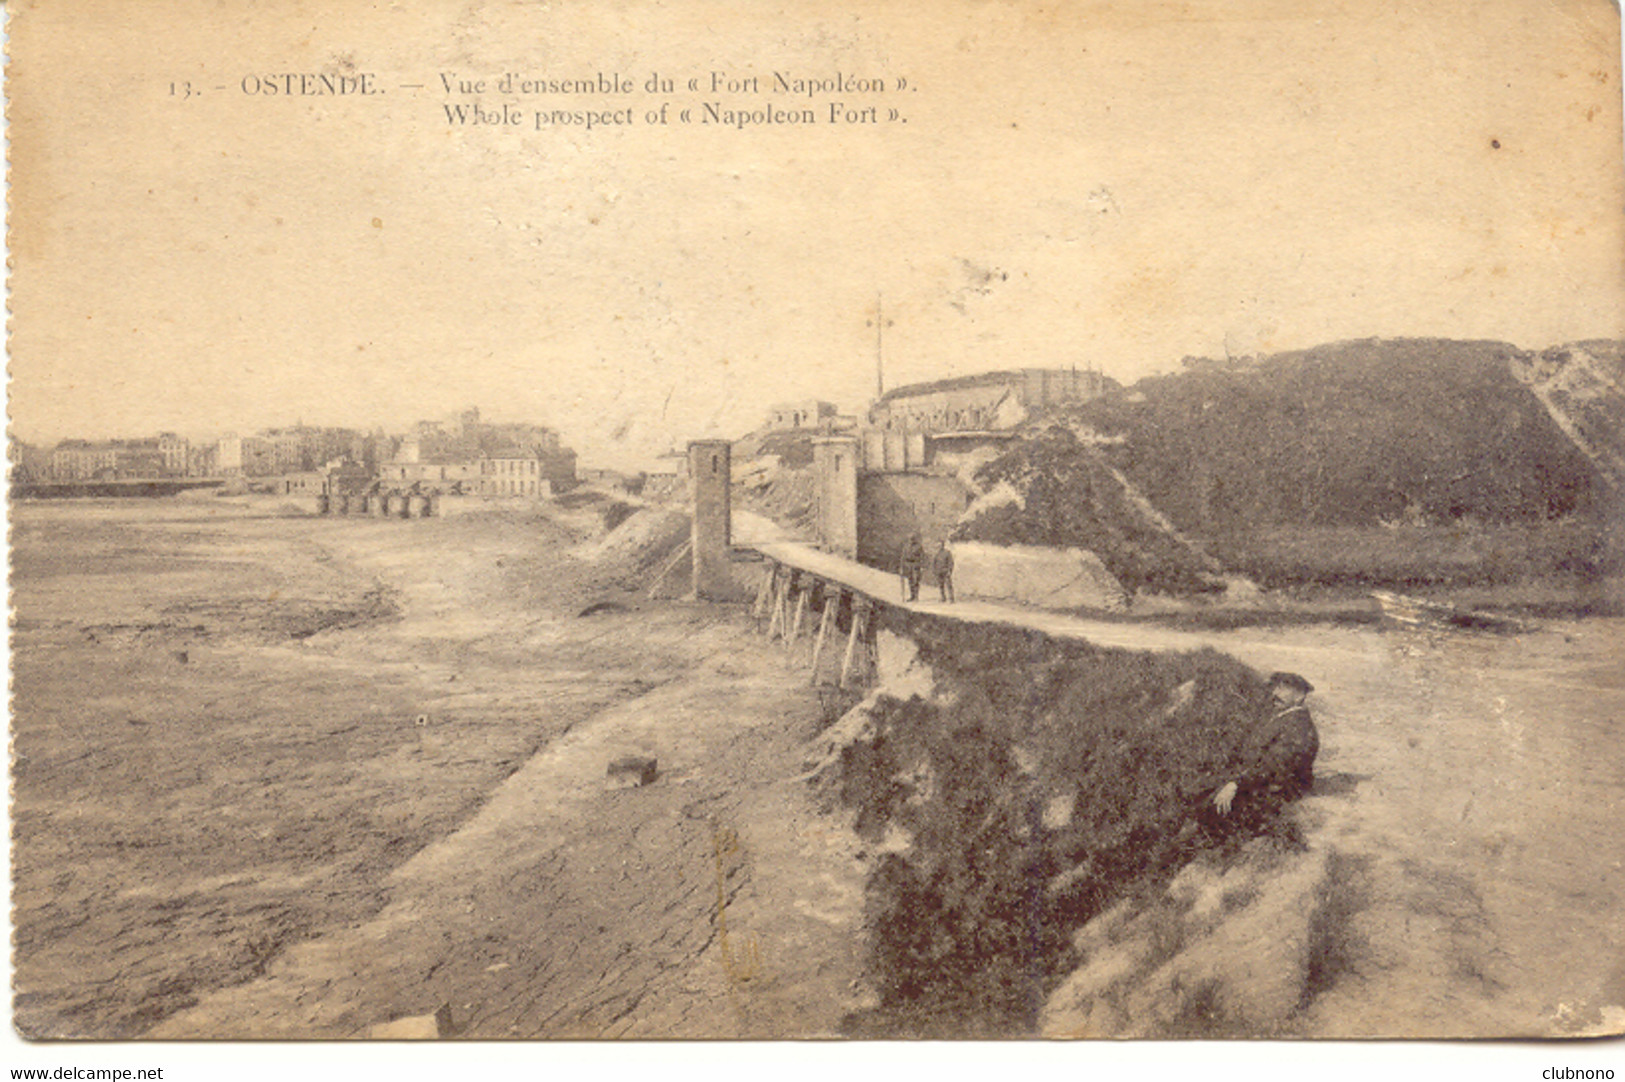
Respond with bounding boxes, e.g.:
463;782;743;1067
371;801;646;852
6;0;1624;1071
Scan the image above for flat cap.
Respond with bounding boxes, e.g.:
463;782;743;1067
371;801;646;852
1267;671;1315;694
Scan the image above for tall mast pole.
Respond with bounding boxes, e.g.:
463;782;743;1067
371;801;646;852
875;292;885;400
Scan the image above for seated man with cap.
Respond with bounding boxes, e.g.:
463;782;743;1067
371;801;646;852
1208;671;1320;833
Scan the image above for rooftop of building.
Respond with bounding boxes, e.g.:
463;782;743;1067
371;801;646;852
485;443;575;460
875;367;1111;405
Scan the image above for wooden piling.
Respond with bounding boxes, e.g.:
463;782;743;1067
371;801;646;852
840;600;867;689
810;588;838;684
767;571;790;640
752;563;776;620
786;586;809;653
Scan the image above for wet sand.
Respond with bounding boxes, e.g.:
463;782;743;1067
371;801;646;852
11;498;865;1038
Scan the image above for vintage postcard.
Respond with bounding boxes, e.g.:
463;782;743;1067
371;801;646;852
7;0;1624;1065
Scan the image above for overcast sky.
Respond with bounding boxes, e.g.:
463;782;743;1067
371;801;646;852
9;0;1624;468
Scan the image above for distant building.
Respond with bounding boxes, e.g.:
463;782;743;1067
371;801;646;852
615;450;689;487
240;437;277;477
382;457;481;491
480;455;547;497
649;449;689;481
812;367;1116;567
767;400;838;431
323;461;374;499
362;409;581;497
187;441;219;477
479;446;577;497
870;368;1113;435
578;466;628;487
254;425;367;474
210;433;278;476
262;429;305;474
49;438;171;480
398;410;564;469
157;433;189;475
51;440;115;480
274;471;325;496
8;438;51;484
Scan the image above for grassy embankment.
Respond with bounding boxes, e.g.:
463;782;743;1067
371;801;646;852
1007;338;1623;601
824;615;1291;1036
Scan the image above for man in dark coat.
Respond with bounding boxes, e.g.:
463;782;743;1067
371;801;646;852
931;540;956;603
898;532;926;601
1204;671;1319;836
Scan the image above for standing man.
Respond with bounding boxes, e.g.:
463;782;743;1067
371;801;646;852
931;540;956;603
1205;671;1320;836
898;532;926;602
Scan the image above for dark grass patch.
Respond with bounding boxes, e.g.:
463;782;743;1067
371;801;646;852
1207;520;1624;591
1069;338;1608;531
1124;607;1384;631
600;501;638;532
554;488;610;510
1301;850;1372;1009
834;614;1293;1034
955;426;1221;597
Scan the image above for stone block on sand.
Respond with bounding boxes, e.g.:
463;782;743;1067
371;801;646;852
368;1003;452;1039
607;755;659;789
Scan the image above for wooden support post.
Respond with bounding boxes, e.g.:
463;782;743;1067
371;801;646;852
840;600;867;689
761;572;776;636
752;563;776;620
863;623;878;688
780;573;797;640
768;571;794;641
786;585;809;654
809;588;838;684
